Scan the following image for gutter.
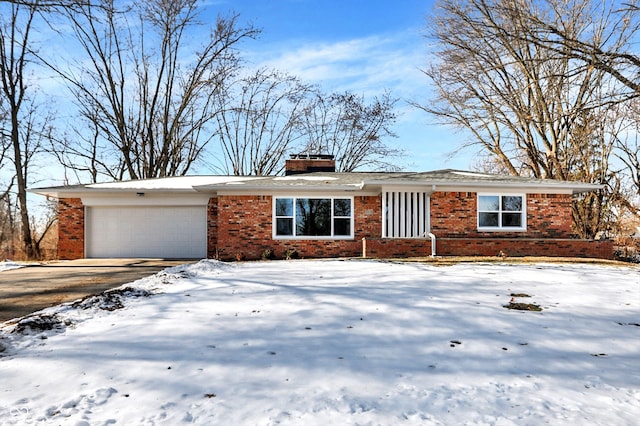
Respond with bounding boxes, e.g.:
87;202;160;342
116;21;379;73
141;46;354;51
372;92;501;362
363;180;601;195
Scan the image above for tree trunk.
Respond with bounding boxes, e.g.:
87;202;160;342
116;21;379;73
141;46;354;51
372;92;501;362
10;110;35;258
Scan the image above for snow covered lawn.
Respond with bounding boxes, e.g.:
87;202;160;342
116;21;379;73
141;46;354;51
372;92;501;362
0;259;638;425
0;261;25;273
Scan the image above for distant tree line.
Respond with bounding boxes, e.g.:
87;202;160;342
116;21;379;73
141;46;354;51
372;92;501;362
0;0;400;259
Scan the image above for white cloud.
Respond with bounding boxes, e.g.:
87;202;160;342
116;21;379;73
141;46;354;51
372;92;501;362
242;29;473;172
248;29;427;99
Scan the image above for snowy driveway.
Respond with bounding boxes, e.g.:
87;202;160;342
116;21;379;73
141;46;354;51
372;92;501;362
0;259;193;322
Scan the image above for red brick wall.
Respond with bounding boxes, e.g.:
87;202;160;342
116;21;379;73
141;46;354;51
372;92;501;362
526;194;573;238
56;191;611;261
363;237;613;259
285;158;336;174
430;191;477;236
363;238;433;258
58;198;84;260
213;195;381;260
435;238;614;259
354;195;382;237
216;195;273;260
430;192;573;238
207;197;218;258
209;193;612;260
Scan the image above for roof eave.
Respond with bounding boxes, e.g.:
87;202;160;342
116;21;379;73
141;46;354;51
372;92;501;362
364;179;601;194
28;186;200;198
199;184;365;194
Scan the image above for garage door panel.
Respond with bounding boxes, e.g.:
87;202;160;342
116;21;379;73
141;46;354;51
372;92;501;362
87;206;206;258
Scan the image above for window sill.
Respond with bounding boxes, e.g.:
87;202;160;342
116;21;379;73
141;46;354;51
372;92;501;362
381;236;430;239
273;235;354;240
477;227;527;232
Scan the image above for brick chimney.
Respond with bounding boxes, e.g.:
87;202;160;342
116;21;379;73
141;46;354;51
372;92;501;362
285;154;336;175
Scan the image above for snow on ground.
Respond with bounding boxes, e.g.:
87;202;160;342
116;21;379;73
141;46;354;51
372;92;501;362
0;259;638;425
0;261;25;273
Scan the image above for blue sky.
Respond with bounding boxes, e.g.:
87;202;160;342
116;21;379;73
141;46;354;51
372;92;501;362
23;0;475;191
205;0;475;171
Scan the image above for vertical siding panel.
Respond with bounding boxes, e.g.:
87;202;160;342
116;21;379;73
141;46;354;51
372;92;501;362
382;192;388;238
400;192;404;237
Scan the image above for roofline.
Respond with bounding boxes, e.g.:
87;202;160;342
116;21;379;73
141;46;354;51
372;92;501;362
363;179;601;194
193;184;365;193
27;186;200;199
28;171;602;198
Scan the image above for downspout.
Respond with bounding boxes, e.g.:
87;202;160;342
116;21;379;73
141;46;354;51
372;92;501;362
428;185;436;257
426;232;436;257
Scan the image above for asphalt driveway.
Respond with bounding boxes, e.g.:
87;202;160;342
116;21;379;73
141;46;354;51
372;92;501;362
0;259;196;323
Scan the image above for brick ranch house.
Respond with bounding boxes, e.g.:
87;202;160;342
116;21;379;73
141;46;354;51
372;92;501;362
30;156;613;260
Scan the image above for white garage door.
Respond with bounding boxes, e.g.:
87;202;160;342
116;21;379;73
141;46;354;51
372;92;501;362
86;206;207;258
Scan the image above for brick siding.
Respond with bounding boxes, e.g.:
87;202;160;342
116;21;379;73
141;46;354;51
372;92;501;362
207;197;219;258
208;192;612;260
434;238;614;258
57;191;612;261
430;192;573;238
211;195;381;261
58;198;84;259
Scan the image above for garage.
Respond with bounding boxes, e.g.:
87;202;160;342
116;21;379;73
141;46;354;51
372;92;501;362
85;206;207;259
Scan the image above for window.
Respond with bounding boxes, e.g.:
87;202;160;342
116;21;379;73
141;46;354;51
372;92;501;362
478;194;525;230
274;197;353;238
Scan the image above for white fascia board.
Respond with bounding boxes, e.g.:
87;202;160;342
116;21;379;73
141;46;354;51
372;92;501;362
372;181;600;195
212;184;367;196
29;186;200;199
81;192;211;207
264;189;380;198
27;188;82;198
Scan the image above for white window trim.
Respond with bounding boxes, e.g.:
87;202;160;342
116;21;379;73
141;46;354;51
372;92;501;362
477;193;527;232
272;196;354;240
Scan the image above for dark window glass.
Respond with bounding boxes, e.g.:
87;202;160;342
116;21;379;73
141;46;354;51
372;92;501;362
479;212;499;227
334;218;351;236
502;213;522;227
334;199;351;216
502;196;522;212
296;199;332;236
275;197;352;237
276;218;293;236
276;198;293;216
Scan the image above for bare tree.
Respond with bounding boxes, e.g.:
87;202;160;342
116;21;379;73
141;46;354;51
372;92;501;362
301;91;400;172
474;0;640;206
0;183;15;258
615;99;640;202
0;1;46;258
420;0;632;237
506;0;640;96
49;105;127;184
1;0;86;6
44;0;258;180
213;68;312;175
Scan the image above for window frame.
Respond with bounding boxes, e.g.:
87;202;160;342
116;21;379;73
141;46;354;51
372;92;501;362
273;196;354;240
477;193;527;232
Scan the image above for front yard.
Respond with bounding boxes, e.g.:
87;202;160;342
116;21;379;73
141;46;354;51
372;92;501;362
1;259;638;424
